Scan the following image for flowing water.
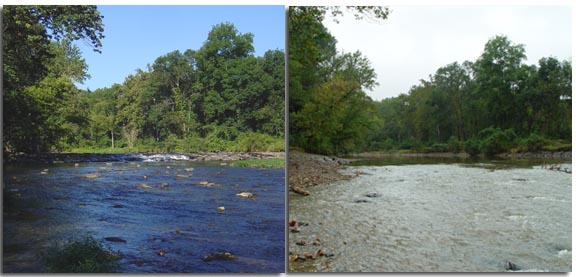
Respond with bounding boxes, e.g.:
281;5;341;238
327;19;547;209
289;158;571;272
3;154;285;273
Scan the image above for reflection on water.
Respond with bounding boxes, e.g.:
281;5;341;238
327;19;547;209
289;158;571;272
3;160;285;273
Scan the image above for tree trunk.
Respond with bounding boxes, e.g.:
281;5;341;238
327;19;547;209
111;130;115;149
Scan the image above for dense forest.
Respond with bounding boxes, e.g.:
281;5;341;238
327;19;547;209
289;7;572;156
3;6;284;154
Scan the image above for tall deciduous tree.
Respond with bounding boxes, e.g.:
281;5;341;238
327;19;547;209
288;6;389;154
3;5;104;153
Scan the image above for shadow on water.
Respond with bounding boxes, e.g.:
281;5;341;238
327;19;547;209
2;159;285;273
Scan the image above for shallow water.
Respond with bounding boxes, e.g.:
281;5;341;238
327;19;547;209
289;160;571;272
3;157;285;273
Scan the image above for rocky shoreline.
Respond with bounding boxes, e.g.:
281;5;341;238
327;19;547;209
496;150;571;160
3;151;285;164
288;151;356;196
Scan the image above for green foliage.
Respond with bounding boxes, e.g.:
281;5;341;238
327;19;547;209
4;15;284;154
3;6;104;153
229;158;285;168
447;136;464;153
517;133;546;152
233;132;285;152
288;6;388;155
464;139;482;156
478;127;516;155
430;143;449;153
365;35;571;155
44;235;121;273
542;139;572;152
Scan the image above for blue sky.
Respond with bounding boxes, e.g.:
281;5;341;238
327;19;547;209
75;5;285;91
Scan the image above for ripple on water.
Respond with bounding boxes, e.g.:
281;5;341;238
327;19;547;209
3;162;284;273
290;163;571;272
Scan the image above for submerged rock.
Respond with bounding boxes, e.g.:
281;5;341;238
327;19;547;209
156;250;167;257
197;180;218;187
354;199;370;203
202;251;237;262
104;237;127;243
84;173;101;179
137;184;152;190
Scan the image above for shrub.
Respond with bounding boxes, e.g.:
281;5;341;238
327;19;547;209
464;139;482;156
447;136;463;153
230;158;285;168
518;133;547;152
478;127;516;155
430;143;449;152
44;235;121;273
234;132;284;152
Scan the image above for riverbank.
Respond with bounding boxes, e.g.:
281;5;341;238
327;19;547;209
288;151;356;196
350;150;571;161
3;152;285;164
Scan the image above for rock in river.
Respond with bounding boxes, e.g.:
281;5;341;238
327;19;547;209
84;173;101;179
235;192;254;198
137;184;152;190
202;251;237;262
104;237;127;243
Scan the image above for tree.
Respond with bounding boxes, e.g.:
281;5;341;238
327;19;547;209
288;6;389;154
3;5;104;153
473;35;527;130
196;22;256;140
90;86;120;149
433;62;474;141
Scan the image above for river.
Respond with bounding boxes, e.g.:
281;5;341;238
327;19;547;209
289;157;571;272
3;154;285;273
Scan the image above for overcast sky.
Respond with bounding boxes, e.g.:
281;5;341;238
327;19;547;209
323;6;572;101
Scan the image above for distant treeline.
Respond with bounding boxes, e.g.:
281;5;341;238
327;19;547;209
289;7;571;156
3;6;284;153
368;35;571;155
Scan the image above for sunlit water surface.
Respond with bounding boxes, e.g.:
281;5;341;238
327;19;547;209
3;157;284;273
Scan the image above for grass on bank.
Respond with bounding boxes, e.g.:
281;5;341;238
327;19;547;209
229;158;285;168
44;235;121;273
66;133;285;154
